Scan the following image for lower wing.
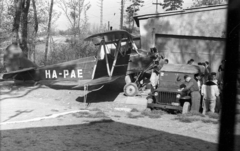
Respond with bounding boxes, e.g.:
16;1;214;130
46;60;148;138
38;76;122;90
72;76;122;89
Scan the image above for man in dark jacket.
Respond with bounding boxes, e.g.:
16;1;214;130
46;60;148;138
180;75;201;112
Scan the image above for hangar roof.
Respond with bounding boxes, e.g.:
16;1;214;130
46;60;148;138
133;4;227;27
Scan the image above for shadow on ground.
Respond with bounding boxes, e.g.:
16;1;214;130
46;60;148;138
0;119;228;151
0;81;43;101
76;77;125;103
3;110;34;122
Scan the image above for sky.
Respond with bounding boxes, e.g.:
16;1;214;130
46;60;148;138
55;0;195;30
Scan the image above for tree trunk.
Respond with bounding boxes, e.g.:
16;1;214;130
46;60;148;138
20;0;30;58
44;0;54;65
78;0;84;36
0;0;4;28
31;0;38;63
12;0;23;44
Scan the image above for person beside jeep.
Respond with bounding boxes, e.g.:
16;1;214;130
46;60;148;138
201;74;220;115
179;75;201;113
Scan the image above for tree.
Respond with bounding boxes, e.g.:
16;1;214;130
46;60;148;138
0;0;4;28
191;0;227;7
11;0;33;58
159;0;183;11
124;0;143;33
44;0;54;65
12;0;23;44
58;0;90;43
30;0;38;62
20;0;30;58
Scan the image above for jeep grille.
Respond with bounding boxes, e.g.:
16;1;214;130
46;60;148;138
157;91;178;104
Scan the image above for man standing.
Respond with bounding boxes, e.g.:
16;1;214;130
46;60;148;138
201;74;220;114
180;75;201;112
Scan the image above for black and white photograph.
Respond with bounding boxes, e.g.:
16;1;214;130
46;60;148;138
0;0;239;150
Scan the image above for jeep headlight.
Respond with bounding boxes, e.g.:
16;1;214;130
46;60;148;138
176;94;181;99
154;92;158;96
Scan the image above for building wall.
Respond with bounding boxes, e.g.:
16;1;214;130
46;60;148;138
138;7;227;71
155;36;224;71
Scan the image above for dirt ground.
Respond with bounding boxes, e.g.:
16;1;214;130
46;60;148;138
0;79;240;151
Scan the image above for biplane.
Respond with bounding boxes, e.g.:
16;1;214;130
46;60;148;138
2;30;157;97
2;30;134;91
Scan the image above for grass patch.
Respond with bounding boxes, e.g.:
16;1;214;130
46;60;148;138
140;109;162;119
183;112;205;117
174;116;199;123
113;115;121;118
207;112;219;119
72;112;90;118
127;113;144;119
174;113;203;123
147;114;161;119
175;112;220;124
88;111;108;118
89;108;102;112
72;111;108;118
151;109;167;115
130;108;139;113
201;119;218;124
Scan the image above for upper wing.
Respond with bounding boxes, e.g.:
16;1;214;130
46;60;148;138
2;67;36;81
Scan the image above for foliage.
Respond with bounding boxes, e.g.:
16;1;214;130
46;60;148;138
122;26;140;36
159;0;183;11
58;0;91;36
124;0;144;33
191;0;227;7
0;0;14;33
36;38;97;66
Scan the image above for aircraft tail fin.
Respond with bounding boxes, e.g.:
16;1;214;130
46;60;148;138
4;44;38;72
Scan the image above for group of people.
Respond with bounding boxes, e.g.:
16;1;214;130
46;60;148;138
179;59;225;114
149;48;169;90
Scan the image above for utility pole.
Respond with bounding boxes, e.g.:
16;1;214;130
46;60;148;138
152;0;160;13
120;0;124;29
108;21;110;30
98;0;104;29
132;0;136;30
156;0;158;13
100;0;103;28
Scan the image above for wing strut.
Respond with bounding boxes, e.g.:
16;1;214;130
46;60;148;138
102;40;111;77
110;39;122;76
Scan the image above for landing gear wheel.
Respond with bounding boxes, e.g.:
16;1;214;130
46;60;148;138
124;83;138;97
182;102;190;114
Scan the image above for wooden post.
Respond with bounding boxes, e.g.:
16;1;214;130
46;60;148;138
152;28;156;48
